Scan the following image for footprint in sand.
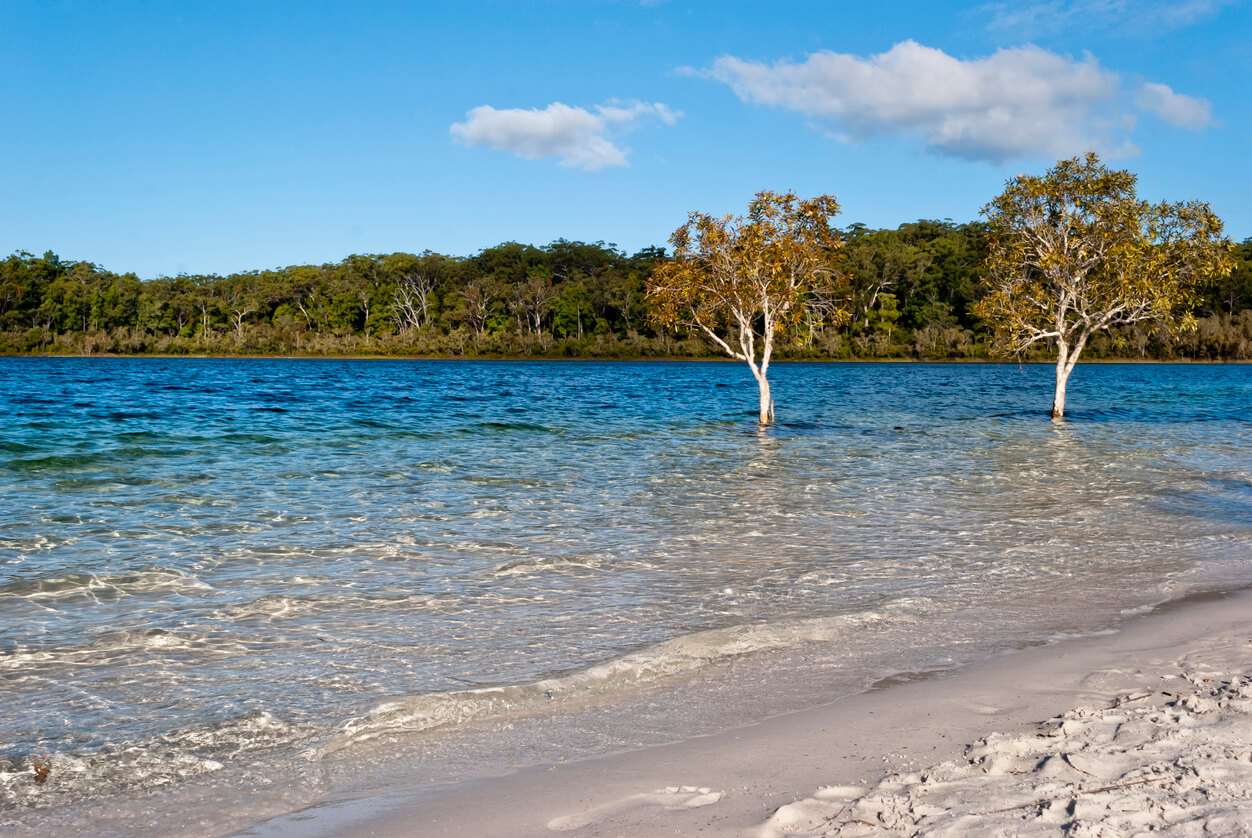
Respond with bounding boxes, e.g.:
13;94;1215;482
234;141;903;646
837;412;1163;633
546;785;724;832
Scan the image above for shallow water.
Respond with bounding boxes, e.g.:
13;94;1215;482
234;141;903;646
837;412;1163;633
1;358;1249;835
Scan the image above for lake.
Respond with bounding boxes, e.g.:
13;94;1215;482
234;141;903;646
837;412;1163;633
1;358;1249;835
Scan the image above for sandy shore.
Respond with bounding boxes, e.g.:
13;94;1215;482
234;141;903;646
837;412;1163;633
233;588;1252;837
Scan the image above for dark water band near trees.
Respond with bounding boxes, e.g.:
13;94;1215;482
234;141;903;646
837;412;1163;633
3;226;1250;362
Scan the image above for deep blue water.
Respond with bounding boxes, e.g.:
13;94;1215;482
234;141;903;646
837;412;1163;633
1;358;1249;834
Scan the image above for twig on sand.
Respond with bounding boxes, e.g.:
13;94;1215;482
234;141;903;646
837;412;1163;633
822;805;849;823
1061;754;1095;777
1110;691;1153;708
971;776;1170;816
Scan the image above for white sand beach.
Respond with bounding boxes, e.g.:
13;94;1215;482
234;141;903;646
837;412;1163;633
234;587;1252;837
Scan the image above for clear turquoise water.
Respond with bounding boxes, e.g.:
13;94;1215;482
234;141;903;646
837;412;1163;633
1;358;1250;834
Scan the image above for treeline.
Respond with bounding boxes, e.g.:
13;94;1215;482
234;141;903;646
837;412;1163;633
2;223;1250;360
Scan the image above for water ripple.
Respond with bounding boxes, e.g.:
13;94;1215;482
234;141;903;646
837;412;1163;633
0;358;1249;830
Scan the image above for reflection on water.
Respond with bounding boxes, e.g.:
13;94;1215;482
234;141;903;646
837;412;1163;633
0;358;1249;834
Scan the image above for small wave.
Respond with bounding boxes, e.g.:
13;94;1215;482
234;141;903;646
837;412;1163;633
4;452;110;472
1079;405;1248;424
214;590;466;623
461;421;563;436
315;609;911;757
985;409;1044;420
0;567;212;605
0;628;247;673
351;417;397;429
779;420;859;433
159;710;303;758
218;433;287;445
215;593;341;622
54;475;160;489
115;444;189;459
115;430;168;441
215;592;393;622
380;428;442;441
492;555;605;576
463;474;549;488
4;443;188;475
104;411;162;420
0;710;312;814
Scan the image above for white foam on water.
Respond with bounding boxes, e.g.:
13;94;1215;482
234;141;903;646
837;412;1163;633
0;627;249;671
314;608;914;757
0;710;315;818
492;555;608;576
0;567;212;605
3;359;1251;836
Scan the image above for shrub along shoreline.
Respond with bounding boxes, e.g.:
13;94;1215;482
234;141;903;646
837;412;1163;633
3;224;1249;361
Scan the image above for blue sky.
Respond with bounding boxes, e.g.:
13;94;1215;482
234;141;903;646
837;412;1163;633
2;0;1247;278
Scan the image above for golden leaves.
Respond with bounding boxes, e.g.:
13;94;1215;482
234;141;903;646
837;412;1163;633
977;154;1231;356
646;190;848;355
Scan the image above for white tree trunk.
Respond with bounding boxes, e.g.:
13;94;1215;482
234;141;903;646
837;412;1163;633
1052;347;1068;419
755;323;776;425
702;316;777;424
1051;335;1086;419
757;375;774;424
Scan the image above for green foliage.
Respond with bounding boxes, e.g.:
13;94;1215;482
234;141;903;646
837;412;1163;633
975;153;1233;358
2;200;1246;360
842;219;989;335
646;190;849;362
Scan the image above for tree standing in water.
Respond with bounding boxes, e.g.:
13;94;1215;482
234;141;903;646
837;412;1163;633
976;154;1232;418
647;190;847;424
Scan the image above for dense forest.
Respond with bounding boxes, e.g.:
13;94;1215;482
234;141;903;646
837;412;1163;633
2;222;1250;360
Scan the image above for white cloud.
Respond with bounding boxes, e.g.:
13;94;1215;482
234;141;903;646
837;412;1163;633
449;101;679;171
701;41;1124;163
597;101;681;126
1135;82;1214;128
982;0;1238;34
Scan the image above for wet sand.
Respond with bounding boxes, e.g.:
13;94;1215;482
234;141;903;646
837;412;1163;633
232;587;1252;837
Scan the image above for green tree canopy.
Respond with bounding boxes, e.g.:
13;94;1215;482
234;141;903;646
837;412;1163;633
975;153;1232;418
647;190;848;423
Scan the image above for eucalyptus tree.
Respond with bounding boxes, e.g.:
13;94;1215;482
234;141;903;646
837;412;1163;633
553;279;593;339
647;190;847;424
218;273;263;338
191;275;221;339
843;228;932;331
144;276;198;336
975;154;1232;418
96;273;143;332
511;266;558;334
456;278;494;335
39;261;106;333
1205;238;1252;314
